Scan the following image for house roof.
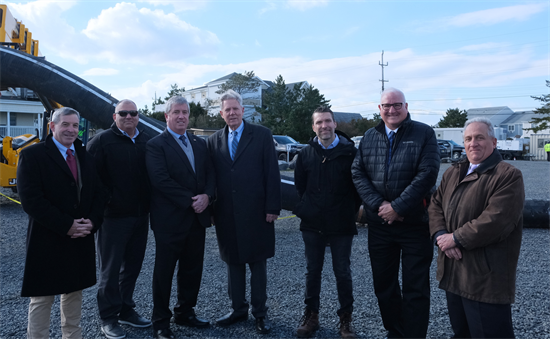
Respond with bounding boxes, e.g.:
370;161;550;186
466;106;514;126
333;112;363;123
206;72;238;84
501;111;536;124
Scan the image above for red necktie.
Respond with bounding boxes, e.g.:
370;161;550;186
66;149;78;182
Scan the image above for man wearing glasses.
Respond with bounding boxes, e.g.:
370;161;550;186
352;88;440;338
88;100;153;339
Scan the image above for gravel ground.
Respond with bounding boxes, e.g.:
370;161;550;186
1;160;549;339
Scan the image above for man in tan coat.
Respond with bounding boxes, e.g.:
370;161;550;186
429;117;524;338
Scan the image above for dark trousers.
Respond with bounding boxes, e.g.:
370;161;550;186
227;260;268;319
302;230;354;315
446;291;515;338
547;152;550;161
96;215;149;325
368;222;433;338
152;219;206;330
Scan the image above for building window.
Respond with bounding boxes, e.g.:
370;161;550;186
508;125;514;132
10;113;16;126
201;91;206;98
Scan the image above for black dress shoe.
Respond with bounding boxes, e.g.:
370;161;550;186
174;314;210;328
154;328;175;339
215;312;248;326
255;317;271;334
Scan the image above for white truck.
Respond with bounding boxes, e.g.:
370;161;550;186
496;139;527;160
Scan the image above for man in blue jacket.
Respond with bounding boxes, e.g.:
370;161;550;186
352;88;440;338
294;106;360;338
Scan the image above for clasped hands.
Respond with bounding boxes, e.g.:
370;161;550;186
67;218;93;238
436;233;462;260
378;201;404;224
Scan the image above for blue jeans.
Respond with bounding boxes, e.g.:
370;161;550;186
302;230;354;315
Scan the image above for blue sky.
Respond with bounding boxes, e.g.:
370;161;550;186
6;0;549;125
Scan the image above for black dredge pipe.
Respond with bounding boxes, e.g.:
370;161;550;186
0;47;164;136
280;174;549;229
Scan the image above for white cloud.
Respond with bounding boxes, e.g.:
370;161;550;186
82;68;119;76
137;0;208;12
286;0;329;11
447;3;547;27
8;1;219;65
81;3;219;64
259;1;277;15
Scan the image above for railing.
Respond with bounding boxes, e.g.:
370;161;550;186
0;126;39;137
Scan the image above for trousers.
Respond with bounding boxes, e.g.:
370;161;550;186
27;290;83;339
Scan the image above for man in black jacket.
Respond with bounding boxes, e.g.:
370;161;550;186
351;88;440;338
294;106;360;339
87;99;152;339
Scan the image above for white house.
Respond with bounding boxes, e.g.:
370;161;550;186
183;73;309;122
0;88;43;138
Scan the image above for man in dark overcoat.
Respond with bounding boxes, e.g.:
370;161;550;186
17;107;105;339
146;96;215;339
207;89;281;335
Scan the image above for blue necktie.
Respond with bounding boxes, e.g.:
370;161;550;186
387;131;396;171
179;135;187;147
231;131;238;160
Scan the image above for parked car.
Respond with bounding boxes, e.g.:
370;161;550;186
437;139;465;160
273;135;306;161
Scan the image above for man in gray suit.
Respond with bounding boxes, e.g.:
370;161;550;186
207;89;281;335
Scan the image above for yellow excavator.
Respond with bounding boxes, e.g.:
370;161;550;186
0;4;42;191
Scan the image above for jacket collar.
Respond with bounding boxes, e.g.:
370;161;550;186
454;148;502;175
374;113;412;134
110;122;143;139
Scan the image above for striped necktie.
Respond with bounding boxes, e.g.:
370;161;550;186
231;131;238;160
179;134;188;147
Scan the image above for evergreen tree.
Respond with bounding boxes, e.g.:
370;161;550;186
216;71;262;97
525;80;550;133
164;84;185;101
436;108;468;128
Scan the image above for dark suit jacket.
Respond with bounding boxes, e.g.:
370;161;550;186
207;121;281;264
146;130;215;233
17;134;104;297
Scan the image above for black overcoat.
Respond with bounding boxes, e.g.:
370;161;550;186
207;122;281;264
17;135;105;297
146;130;215;232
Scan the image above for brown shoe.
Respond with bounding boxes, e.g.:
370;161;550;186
338;313;357;338
296;308;319;338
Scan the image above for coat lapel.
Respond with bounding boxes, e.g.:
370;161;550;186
162;130;195;176
233;122;252;163
219;126;232;164
44;136;76;182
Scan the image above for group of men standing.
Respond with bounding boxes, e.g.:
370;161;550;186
17;86;524;339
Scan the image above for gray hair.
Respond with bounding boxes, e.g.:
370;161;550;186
115;99;137;111
220;89;243;107
51;107;80;124
165;96;190;114
464;117;495;138
381;87;407;103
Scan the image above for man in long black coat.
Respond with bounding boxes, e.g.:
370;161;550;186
146;96;215;339
17;107;105;339
207;90;281;335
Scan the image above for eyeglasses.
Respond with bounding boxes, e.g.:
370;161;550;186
380;103;403;110
117;110;139;117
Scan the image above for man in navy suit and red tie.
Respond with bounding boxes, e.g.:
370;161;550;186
146;96;215;339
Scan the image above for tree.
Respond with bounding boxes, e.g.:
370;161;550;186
525;80;550;133
215;71;262;97
436;108;468;128
164;83;185;101
337;117;379;137
258;75;329;142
